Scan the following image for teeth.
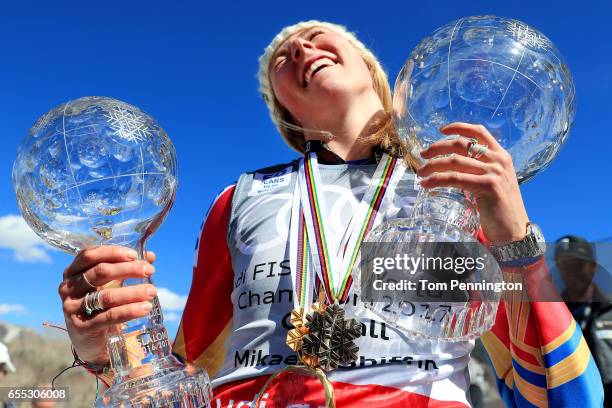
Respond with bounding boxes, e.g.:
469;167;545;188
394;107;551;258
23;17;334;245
304;58;335;86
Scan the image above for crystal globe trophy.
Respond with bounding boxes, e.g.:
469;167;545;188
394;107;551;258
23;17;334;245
363;16;575;340
12;97;212;407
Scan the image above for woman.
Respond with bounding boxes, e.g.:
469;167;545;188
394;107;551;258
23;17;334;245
58;21;604;407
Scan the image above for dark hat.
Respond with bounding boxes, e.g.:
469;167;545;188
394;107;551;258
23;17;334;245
554;235;596;263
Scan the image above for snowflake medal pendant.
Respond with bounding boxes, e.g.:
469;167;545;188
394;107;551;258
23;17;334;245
286;302;362;372
265;302;359;407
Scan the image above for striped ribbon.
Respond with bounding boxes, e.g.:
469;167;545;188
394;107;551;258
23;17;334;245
295;152;402;304
295;209;310;306
290;182;314;309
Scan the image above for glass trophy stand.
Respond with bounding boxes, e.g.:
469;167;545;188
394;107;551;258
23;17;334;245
364;15;575;341
12;97;213;407
96;245;212;407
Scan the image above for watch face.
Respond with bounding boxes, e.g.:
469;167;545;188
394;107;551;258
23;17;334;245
530;224;545;243
529;224;547;255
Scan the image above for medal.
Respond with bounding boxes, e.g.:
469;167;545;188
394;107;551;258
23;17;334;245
254;147;404;407
302;303;361;371
287;146;405;372
286;300;361;371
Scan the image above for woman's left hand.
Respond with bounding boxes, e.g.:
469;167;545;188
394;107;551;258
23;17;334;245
416;122;529;244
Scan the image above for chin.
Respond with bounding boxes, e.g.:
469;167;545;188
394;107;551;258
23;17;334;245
313;79;369;104
311;67;369;91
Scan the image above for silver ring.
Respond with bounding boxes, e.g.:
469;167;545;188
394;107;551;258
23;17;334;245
84;292;94;316
466;140;477;158
92;291;104;312
84;291;104;316
473;144;488;159
81;273;96;289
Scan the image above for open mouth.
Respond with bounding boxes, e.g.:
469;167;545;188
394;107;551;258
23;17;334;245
303;57;337;87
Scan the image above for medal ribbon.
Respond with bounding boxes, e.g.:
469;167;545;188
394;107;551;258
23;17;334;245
275;152;403;406
264;184;334;408
290;184;314;308
296;151;404;303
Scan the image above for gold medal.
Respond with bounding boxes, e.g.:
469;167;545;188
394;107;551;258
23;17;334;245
285;152;400;373
286;308;308;353
286;302;361;372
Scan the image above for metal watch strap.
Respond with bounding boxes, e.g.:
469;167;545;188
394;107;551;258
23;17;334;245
489;223;546;263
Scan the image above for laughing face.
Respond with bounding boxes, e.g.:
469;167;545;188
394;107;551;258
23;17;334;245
269;26;375;129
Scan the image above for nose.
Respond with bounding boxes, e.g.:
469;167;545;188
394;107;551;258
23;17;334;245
290;38;314;62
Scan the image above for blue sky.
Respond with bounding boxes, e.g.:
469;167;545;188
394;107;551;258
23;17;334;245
0;0;611;337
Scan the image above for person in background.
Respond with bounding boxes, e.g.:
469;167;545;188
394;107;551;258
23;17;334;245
0;343;15;381
556;235;612;400
0;342;17;408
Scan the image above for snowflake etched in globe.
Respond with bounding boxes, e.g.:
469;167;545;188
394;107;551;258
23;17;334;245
12;96;178;254
506;21;548;49
105;105;153;142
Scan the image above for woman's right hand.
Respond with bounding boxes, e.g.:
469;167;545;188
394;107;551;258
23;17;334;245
57;245;157;364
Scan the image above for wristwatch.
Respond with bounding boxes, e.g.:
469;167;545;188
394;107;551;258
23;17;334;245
489;223;546;264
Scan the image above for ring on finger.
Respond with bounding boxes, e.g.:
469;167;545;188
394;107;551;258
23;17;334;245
87;291;104;315
81;272;96;290
84;291;105;316
84;292;94;316
473;144;489;160
466;140;477;158
92;291;104;312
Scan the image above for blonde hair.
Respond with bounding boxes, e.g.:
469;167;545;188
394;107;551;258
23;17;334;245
257;21;419;170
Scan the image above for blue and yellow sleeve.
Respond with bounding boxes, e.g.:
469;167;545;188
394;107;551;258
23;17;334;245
480;258;604;407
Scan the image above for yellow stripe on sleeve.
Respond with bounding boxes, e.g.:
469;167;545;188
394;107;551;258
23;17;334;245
547;336;591;388
481;331;512;380
192;319;233;378
517;300;530;343
542;318;576;355
513;370;548;407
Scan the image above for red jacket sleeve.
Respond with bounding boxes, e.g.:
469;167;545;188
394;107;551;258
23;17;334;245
173;185;235;377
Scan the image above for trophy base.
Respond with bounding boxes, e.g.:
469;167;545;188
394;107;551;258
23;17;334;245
362;205;502;341
95;356;212;408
